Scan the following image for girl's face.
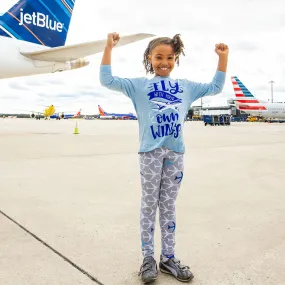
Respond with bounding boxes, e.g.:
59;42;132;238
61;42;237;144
148;44;176;77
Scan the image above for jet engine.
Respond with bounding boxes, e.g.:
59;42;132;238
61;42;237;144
70;58;90;70
52;58;89;73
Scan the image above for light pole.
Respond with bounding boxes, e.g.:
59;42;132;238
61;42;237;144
268;80;275;103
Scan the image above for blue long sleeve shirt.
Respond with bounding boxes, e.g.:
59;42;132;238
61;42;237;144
100;65;226;153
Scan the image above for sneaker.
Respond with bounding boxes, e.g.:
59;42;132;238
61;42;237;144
138;256;158;284
159;255;194;282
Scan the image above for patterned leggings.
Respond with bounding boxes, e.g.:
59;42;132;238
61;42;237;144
139;146;184;258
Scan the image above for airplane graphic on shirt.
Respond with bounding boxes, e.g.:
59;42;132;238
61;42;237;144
151;100;181;111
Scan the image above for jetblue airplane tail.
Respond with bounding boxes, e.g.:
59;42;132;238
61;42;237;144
0;0;77;47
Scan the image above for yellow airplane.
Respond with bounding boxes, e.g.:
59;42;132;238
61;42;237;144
16;105;55;119
28;105;56;120
32;105;81;120
43;105;56;118
18;105;81;120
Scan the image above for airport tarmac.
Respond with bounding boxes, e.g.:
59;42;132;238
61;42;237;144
1;119;285;285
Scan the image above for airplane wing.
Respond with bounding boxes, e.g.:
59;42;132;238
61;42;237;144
20;33;156;62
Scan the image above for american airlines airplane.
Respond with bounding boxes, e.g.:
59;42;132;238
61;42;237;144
0;0;154;79
231;76;285;120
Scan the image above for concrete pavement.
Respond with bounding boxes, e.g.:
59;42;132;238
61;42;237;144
1;119;285;285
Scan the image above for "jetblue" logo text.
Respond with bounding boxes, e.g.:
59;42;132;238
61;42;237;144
19;9;64;32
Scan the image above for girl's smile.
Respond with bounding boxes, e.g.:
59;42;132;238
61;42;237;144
148;44;175;77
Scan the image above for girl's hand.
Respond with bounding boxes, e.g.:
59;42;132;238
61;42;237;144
106;33;120;49
215;43;229;57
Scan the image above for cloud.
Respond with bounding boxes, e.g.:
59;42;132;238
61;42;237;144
45;79;65;85
25;78;66;86
117;56;128;63
37;92;48;98
1;95;20;100
33;88;105;101
272;86;285;93
79;90;104;97
8;81;29;90
52;94;76;98
232;41;259;52
25;79;47;86
1;0;285;114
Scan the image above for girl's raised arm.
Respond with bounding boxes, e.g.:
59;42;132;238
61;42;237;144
101;33;120;65
99;33;140;99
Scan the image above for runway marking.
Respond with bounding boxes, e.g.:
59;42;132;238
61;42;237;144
0;209;105;285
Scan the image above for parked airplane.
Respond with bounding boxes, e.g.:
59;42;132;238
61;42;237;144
231;76;285;119
0;0;154;79
98;105;137;120
22;105;80;120
27;104;56;119
50;109;82;120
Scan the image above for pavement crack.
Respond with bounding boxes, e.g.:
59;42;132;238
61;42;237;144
0;209;105;285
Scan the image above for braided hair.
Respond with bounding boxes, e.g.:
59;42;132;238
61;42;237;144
143;34;185;74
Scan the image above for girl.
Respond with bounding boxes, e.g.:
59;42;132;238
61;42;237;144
100;33;228;284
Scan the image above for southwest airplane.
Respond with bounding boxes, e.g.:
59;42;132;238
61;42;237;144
231;76;285;120
98;105;137;120
0;0;154;79
50;108;81;120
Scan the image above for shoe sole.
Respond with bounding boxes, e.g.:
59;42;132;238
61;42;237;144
142;275;158;284
160;268;194;282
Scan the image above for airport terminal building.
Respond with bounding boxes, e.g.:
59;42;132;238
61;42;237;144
190;99;248;120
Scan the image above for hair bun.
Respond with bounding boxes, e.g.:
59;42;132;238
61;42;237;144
172;34;181;44
172;34;185;57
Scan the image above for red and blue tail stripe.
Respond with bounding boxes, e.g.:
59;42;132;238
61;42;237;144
231;76;267;111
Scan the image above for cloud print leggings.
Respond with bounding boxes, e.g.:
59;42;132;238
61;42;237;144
139;146;184;258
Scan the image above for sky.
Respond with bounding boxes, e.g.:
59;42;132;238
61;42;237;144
1;0;285;115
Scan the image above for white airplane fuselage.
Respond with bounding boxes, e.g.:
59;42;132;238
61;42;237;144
238;102;285;119
0;37;71;79
232;76;285;120
0;0;154;80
